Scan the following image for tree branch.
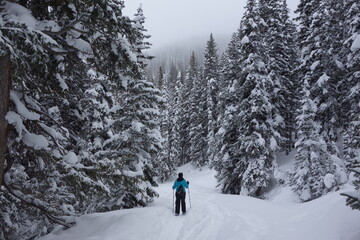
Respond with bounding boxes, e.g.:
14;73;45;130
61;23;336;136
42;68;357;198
42;16;85;37
2;177;74;228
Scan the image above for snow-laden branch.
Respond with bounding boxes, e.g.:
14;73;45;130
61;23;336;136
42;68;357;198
2;172;74;228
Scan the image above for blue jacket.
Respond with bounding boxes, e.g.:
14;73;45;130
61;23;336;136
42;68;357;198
172;179;188;193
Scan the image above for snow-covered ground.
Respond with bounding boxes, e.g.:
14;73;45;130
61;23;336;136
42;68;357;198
41;164;360;240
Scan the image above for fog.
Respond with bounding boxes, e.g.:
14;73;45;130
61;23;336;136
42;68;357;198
123;0;300;51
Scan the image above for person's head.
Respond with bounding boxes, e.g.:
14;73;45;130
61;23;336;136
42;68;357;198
178;172;183;178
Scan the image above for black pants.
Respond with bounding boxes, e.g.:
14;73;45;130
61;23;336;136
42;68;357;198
175;191;186;214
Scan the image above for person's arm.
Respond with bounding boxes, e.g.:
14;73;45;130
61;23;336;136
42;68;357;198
172;181;177;189
185;180;189;188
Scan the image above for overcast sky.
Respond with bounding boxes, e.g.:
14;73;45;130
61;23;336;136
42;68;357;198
123;0;300;51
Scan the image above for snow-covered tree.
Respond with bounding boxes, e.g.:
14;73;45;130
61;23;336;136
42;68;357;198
0;1;162;238
132;5;154;74
295;0;349;195
296;0;344;155
182;52;199;164
101;76;162;208
204;34;220;165
291;80;334;201
187;52;208;166
259;0;299;154
212;32;241;187
158;66;164;89
157;72;177;181
215;0;279;196
0;1;100;238
342;0;360;210
172;71;185;166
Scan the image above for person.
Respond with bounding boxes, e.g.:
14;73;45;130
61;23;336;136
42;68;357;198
172;172;189;216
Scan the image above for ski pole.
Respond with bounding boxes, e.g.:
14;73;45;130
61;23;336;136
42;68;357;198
173;189;175;214
188;186;191;209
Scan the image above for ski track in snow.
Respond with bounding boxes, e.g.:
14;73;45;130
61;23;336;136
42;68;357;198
41;164;360;240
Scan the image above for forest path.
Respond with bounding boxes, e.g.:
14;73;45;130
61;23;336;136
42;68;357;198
41;164;360;240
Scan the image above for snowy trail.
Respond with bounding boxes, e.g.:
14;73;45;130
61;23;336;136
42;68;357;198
41;164;360;240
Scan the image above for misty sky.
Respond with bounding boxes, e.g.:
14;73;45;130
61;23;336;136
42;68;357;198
123;0;300;51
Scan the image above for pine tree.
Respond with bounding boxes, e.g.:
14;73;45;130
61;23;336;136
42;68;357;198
291;80;333;201
157;72;177;181
342;0;360;210
238;0;280;197
172;71;185;166
158;66;164;89
297;0;344;154
259;0;299;154
132;5;154;74
0;1;100;237
296;0;347;194
215;0;279;196
183;52;199;164
188;52;208;166
204;34;220;165
99;5;162;209
0;1;162;238
212;32;241;186
280;0;301;154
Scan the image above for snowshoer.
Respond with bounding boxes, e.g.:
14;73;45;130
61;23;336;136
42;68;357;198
172;172;189;215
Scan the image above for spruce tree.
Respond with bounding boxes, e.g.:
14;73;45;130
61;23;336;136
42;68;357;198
342;0;360;210
280;0;301;153
158;66;164;89
291;80;333;201
0;1;162;238
184;52;199;164
172;71;185;166
238;0;280;197
215;0;279;196
188;52;208;166
157;72;177;181
204;34;220;165
296;0;347;192
259;0;299;154
212;32;241;186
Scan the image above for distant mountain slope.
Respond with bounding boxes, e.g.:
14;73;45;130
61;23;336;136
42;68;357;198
146;34;231;78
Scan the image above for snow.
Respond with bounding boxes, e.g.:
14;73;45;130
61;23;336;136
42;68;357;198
3;2;37;29
317;73;330;87
310;60;320;71
56;73;69;91
65;38;92;57
5;111;24;138
270;136;278;150
40;164;360;240
350;33;360;52
324;173;336;188
63;152;78;164
23;132;49;149
10;91;40;121
39;123;66;141
241;36;249;44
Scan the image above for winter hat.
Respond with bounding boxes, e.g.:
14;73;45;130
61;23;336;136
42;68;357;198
178;172;183;178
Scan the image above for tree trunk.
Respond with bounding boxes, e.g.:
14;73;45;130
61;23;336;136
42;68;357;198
0;55;12;186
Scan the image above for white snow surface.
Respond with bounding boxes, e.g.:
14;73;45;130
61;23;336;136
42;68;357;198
351;33;360;52
40;164;360;240
10;91;40;121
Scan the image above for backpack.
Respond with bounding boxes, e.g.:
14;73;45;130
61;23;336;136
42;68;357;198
177;185;183;193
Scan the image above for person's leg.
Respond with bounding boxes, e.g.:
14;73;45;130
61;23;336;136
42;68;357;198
181;192;186;213
175;193;181;215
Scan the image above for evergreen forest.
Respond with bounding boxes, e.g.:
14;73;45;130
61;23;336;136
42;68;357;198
0;0;359;239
